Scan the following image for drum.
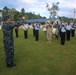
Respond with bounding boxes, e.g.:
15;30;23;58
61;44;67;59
43;28;47;31
52;28;58;35
0;25;1;30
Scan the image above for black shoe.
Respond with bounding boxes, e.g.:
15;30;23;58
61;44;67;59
7;64;16;68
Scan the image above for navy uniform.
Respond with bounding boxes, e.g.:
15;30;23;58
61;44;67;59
2;15;23;67
34;22;40;41
60;24;66;45
66;24;71;41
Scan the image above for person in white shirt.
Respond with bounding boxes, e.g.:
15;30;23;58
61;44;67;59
60;23;66;45
66;22;72;41
34;21;40;41
24;22;29;39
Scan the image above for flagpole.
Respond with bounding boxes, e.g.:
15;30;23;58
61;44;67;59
74;8;76;23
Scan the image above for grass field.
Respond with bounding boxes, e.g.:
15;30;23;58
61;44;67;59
0;29;76;75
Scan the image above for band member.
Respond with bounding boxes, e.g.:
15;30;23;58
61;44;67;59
71;23;75;37
66;22;72;41
24;22;29;39
45;21;52;44
60;23;66;45
53;21;60;40
2;15;24;67
34;21;40;41
15;27;19;38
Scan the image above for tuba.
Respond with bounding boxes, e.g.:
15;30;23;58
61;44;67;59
0;25;1;30
45;20;53;26
19;25;26;31
52;20;60;35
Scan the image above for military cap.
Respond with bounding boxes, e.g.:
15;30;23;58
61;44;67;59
3;15;10;21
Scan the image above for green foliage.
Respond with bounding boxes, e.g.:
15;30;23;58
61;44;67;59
14;11;21;22
59;16;76;23
2;6;46;22
20;8;25;16
0;29;76;75
46;2;59;18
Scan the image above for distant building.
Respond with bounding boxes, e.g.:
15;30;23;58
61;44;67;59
0;10;2;18
25;18;60;25
25;18;61;29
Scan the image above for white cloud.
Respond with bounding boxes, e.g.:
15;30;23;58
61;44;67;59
0;0;76;18
18;0;37;4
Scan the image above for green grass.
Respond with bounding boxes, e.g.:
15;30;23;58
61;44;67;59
0;29;76;75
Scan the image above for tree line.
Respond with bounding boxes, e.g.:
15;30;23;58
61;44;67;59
2;6;46;22
1;6;76;23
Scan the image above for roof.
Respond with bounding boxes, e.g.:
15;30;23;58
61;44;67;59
25;18;60;23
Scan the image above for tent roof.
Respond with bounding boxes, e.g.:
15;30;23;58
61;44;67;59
25;18;60;23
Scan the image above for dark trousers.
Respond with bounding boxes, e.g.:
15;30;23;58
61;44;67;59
24;30;28;39
56;35;58;40
66;30;70;41
35;30;39;41
4;43;14;66
59;30;61;37
61;32;65;45
15;30;18;38
71;30;75;37
33;29;35;36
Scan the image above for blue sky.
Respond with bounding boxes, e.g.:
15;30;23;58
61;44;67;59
0;0;76;18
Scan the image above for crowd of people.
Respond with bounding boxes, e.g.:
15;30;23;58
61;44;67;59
1;15;76;68
15;20;76;45
42;20;76;45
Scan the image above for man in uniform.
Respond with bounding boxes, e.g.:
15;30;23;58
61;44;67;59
60;23;66;45
53;21;60;40
46;21;52;44
2;15;23;67
34;21;40;41
24;22;29;39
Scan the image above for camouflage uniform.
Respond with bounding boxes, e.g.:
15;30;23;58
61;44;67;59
2;22;22;66
46;24;52;43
